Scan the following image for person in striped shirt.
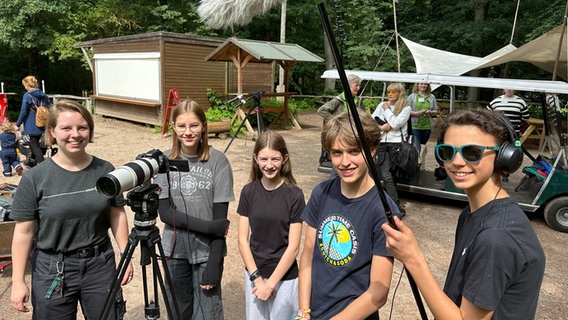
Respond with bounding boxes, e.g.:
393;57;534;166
487;89;529;136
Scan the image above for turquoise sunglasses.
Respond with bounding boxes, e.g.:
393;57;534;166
435;144;501;163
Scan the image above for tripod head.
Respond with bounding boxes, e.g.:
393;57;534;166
100;179;182;320
126;182;161;229
250;91;264;111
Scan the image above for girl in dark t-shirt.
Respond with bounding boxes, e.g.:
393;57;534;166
237;131;305;319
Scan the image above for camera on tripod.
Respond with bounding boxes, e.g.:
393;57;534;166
96;149;168;198
96;149;185;319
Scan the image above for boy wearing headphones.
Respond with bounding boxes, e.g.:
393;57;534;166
382;109;545;320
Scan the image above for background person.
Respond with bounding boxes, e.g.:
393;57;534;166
0;121;23;177
154;99;234;320
371;82;411;214
487;88;529;136
297;111;394;320
10;100;133;319
382;109;545;320
16;75;51;166
408;82;438;165
317;74;364;167
237;130;305;320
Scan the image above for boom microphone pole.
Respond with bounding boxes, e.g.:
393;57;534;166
317;3;429;319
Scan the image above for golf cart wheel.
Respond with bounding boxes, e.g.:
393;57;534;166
544;196;568;233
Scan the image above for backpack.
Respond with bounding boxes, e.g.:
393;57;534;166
27;93;49;128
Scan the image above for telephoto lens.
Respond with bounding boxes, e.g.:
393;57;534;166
96;158;160;198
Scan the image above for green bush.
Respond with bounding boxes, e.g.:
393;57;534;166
205;88;237;122
528;104;543;119
205;108;233;122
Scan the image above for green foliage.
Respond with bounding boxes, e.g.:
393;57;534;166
205;88;238;122
362;98;381;113
289;97;320;111
205;108;234;122
528;104;543;119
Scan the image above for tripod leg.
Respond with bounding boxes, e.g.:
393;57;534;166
154;240;183;319
224;104;258;153
256;107;264;135
99;235;139;320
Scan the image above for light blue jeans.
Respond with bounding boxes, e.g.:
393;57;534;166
244;271;298;320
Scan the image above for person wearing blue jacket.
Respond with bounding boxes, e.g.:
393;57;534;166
16;75;51;165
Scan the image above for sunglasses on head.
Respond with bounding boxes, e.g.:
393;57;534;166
435;144;501;163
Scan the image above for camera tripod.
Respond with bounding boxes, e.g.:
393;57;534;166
223;91;265;153
99;183;182;320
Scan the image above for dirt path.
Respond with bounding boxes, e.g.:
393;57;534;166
1;111;567;319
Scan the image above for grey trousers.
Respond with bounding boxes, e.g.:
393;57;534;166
166;258;224;320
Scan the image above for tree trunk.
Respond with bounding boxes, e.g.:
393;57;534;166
323;0;336;93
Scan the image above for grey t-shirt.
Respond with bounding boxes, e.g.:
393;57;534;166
11;157;126;252
154;148;234;263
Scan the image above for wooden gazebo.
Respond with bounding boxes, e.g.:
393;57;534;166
205;38;323;131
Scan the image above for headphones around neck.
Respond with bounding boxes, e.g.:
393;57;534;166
435;113;523;176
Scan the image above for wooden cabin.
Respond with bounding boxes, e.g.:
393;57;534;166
75;32;273;126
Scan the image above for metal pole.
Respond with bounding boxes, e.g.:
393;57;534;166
552;0;568;81
277;0;287;93
393;0;401;72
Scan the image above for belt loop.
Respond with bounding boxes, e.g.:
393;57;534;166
94;244;100;257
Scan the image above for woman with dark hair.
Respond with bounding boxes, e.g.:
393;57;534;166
383;109;545;320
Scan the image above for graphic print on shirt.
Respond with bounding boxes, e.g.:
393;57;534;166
170;165;213;200
317;214;358;267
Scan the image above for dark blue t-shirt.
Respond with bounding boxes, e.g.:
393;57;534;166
302;177;391;320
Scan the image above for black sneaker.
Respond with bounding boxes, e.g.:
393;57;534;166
3;172;12;177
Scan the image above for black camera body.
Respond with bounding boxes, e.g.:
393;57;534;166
374;116;387;126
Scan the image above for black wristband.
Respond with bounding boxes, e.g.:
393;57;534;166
249;269;261;282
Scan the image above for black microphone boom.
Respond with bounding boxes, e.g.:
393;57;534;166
317;3;429;320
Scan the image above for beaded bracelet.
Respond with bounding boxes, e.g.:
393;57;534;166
292;308;311;320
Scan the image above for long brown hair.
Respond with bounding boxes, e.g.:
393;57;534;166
249;130;296;185
169;100;210;161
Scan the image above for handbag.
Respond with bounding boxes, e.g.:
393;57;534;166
27;93;49;128
390;120;419;183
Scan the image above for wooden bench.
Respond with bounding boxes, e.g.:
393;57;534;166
520;118;546;150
